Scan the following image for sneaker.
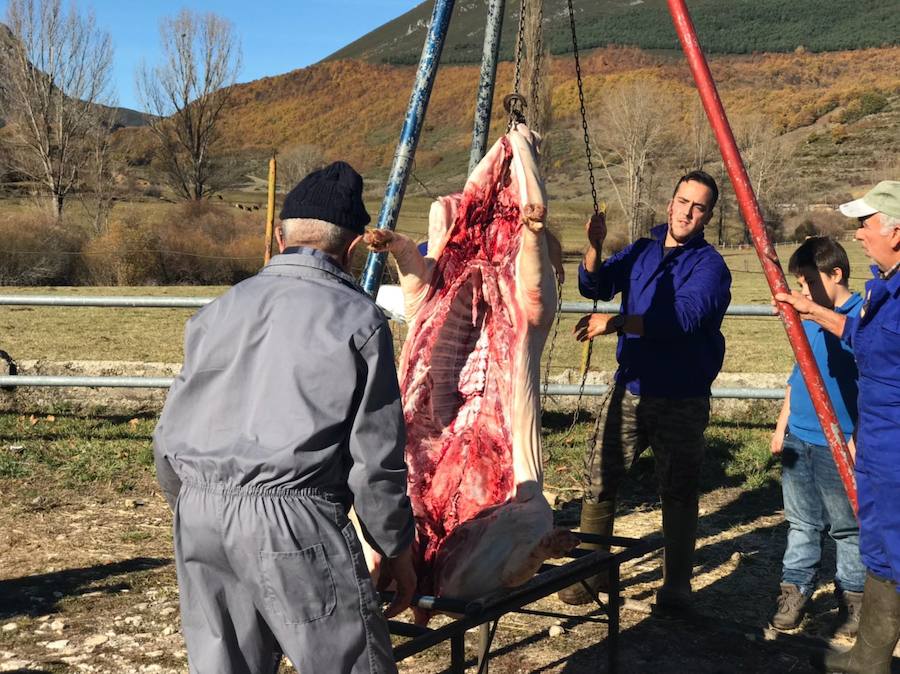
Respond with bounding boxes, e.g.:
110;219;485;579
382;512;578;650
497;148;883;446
772;583;808;631
834;589;863;638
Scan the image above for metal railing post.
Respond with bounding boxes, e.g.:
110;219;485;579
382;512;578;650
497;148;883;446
468;0;506;174
666;0;857;511
359;0;457;297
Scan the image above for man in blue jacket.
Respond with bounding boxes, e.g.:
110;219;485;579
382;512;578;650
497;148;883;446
558;170;732;612
777;180;900;674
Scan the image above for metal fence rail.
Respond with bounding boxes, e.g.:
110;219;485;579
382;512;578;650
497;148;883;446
0;294;783;395
0;295;777;316
0;376;786;399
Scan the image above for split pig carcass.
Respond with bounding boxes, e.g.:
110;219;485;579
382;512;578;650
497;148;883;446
366;124;576;619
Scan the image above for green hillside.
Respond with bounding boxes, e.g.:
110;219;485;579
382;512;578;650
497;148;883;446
327;0;899;64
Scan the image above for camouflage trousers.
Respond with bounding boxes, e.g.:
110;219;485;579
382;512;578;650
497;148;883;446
584;385;711;507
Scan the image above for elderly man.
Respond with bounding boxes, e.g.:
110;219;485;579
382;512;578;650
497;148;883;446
153;161;415;674
777;180;900;674
558;170;732;611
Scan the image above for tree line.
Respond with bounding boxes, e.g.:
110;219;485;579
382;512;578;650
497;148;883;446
0;0;242;223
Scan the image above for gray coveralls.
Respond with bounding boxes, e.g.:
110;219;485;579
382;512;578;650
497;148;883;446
153;248;414;674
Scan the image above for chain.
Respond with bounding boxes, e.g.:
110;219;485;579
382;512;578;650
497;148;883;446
529;1;543;122
567;0;598;216
566;0;602;430
513;0;527;96
540;271;564;416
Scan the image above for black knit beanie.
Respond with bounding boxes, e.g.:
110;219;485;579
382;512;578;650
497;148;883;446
279;161;370;234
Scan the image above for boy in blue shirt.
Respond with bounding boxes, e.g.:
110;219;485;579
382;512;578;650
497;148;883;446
770;236;865;636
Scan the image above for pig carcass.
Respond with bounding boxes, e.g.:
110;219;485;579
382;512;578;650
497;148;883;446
366;124;575;613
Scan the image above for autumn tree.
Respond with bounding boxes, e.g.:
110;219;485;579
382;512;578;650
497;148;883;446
594;77;672;243
137;10;241;201
0;0;114;218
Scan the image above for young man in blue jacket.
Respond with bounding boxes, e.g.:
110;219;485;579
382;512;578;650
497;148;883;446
558;170;732;612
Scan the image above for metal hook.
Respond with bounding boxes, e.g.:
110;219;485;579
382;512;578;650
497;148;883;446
503;93;528;127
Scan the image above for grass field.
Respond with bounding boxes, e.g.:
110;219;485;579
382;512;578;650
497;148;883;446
0;196;872;377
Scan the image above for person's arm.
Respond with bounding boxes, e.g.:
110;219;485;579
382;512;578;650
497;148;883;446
347;323;415;561
582;212;606;275
364;229;434;319
771;385;791;455
578;238;639;302
641;257;732;338
775;291;847;338
152;432;182;510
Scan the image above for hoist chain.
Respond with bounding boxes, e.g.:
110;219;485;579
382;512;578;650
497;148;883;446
529;1;543;121
540;272;564;416
512;0;527;97
566;0;608;434
567;0;598;216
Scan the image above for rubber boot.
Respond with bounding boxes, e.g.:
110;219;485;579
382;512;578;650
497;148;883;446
815;572;900;674
654;498;698;615
557;499;615;605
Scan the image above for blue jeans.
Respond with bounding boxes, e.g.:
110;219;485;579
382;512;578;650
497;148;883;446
780;433;866;595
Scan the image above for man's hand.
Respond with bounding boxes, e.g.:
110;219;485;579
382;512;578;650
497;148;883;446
585;212;607;250
774;291;818;320
775;290;847;338
378;547;416;619
573;313;617;341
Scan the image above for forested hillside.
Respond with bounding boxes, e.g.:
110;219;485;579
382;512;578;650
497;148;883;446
327;0;899;64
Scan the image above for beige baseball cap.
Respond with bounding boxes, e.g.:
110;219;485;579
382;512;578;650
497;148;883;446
839;180;900;219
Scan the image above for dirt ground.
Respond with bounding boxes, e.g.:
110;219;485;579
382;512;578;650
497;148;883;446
4;473;896;674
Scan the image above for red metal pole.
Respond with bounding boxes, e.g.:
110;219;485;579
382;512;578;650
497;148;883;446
666;0;857;512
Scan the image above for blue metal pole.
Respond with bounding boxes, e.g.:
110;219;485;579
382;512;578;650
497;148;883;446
359;0;457;296
468;0;506;174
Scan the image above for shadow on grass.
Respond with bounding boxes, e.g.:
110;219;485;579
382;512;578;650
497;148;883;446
0;412;157;443
0;556;171;620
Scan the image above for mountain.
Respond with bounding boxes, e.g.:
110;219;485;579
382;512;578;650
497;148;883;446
0;23;150;130
208;47;900;189
327;0;899;64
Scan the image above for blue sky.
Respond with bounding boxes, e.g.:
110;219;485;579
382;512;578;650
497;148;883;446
0;0;423;111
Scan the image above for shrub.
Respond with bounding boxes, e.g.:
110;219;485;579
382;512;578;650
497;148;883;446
80;215;164;285
837;91;888;124
0;210;85;285
787;209;850;241
155;202;263;284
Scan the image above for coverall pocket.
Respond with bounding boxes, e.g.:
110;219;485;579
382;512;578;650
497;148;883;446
260;544;336;625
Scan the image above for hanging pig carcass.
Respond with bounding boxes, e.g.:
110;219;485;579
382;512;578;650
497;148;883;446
366;124;576;618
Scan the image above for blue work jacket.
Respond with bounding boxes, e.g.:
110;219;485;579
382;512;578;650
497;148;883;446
842;265;900;473
578;224;732;398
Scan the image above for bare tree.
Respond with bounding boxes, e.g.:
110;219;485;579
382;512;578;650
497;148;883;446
733;113;791;240
137;10;241;201
594;77;672;243
81;104;120;234
686;99;715;171
1;0;114;218
278;144;324;193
